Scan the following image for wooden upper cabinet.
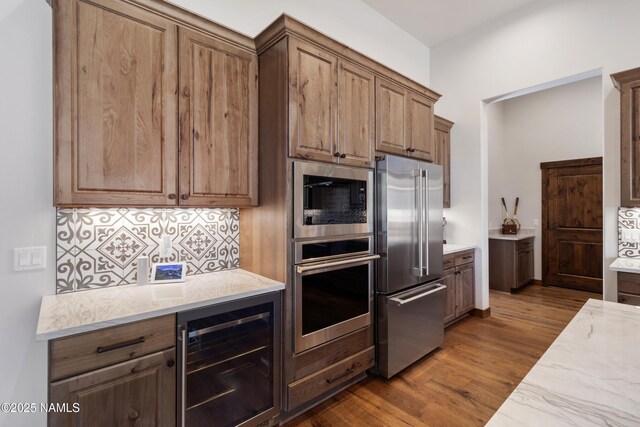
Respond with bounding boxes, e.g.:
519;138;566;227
434;115;453;208
54;0;178;206
337;60;375;168
178;27;258;207
612;67;640;207
407;93;434;162
376;78;408;156
288;38;338;163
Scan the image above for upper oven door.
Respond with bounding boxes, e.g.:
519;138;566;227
294;162;374;239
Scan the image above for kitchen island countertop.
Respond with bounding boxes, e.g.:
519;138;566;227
487;298;640;426
443;243;476;255
37;269;284;340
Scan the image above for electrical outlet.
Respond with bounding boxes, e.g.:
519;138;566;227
159;235;172;258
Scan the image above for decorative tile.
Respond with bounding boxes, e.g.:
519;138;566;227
56;207;240;294
619;208;640;258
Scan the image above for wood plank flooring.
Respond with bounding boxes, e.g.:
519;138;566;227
286;285;599;427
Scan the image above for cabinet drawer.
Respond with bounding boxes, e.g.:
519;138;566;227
288;346;374;410
516;238;534;251
443;254;455;270
618;292;640;305
454;250;475;266
50;315;175;381
617;272;640;295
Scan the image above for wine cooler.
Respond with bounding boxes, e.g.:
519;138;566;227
177;292;281;427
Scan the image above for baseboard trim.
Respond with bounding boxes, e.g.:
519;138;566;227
472;307;491;319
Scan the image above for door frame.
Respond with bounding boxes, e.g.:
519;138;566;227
540;157;603;291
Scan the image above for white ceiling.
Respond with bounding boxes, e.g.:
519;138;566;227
361;0;539;47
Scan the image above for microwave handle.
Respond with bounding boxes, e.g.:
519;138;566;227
296;254;380;273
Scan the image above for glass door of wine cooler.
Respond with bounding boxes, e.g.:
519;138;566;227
177;292;281;427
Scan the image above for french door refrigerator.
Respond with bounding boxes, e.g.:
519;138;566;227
375;154;445;378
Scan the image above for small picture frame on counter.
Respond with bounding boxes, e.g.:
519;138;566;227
150;262;187;284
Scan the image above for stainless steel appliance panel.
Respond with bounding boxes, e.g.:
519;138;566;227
376;282;445;378
294;162;374;239
376;155;443;294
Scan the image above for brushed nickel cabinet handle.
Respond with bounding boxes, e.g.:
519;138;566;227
96;336;145;354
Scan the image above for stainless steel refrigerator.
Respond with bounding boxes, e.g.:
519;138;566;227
375;154;445;378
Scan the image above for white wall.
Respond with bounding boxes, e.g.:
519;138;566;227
171;0;430;86
431;0;637;308
0;1;54;426
431;0;640;308
0;1;429;426
488;76;603;280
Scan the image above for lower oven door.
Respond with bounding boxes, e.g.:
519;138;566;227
377;282;446;378
294;255;379;353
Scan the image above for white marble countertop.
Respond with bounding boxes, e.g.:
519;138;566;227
443;243;476;255
609;257;640;274
36;269;284;341
489;228;536;241
487;299;640;426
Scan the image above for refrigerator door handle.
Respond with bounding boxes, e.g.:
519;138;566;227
389;283;446;306
414;169;424;277
422;169;429;276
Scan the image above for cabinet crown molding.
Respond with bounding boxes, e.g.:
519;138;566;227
255;13;441;102
611;66;640;90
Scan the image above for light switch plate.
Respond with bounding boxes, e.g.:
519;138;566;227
14;247;46;271
621;229;640;243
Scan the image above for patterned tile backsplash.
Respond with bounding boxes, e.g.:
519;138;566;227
56;208;239;294
619;207;640;258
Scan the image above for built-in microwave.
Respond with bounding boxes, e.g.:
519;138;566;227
293;162;374;239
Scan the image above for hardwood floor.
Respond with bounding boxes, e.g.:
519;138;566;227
286;285;599;426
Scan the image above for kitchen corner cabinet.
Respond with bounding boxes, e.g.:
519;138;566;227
53;0;257;207
376;77;436;162
434;115;453;208
48;315;176;427
611;67;640;207
442;250;475;325
288;38;375;168
489;237;535;292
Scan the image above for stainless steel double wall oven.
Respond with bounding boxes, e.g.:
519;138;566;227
292;162;378;354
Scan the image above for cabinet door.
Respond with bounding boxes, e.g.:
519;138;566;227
456;264;475;316
517;249;535;287
407;92;435;161
49;349;176;427
54;0;178;206
337;60;375;168
434;116;453;208
288;38;338;163
178;27;258;207
376;78;408;156
442;268;456;324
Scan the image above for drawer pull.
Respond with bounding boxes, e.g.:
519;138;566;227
326;367;356;384
96;336;145;354
462;255;473;260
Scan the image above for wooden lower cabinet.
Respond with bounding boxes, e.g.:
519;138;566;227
489;237;535;292
49;349;176;427
48;316;176;427
443;250;475;325
617;272;640;305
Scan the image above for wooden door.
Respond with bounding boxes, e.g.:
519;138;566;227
611;68;640;207
49;349;176;427
288;38;338;163
456;264;475;316
376;77;408;156
178;27;258;207
442;268;456;324
407;92;434;161
337;60;375;168
54;0;178;206
434;116;453;208
541;158;603;293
